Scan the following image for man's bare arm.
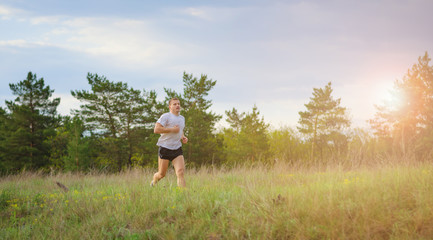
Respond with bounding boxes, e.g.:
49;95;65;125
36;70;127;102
154;123;180;134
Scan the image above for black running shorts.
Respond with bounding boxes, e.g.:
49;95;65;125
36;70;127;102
158;147;183;161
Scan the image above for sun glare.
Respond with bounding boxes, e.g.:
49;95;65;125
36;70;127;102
382;89;404;111
374;81;404;111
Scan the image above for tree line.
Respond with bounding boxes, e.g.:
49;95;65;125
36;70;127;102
1;52;432;173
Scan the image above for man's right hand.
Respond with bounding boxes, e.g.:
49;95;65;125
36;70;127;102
154;123;180;134
171;125;180;133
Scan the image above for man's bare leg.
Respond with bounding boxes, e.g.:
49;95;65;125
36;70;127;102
152;157;169;186
172;155;186;188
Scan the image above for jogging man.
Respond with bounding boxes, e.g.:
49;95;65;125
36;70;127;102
151;97;188;187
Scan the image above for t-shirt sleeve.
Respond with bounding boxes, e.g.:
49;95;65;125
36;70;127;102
157;114;168;127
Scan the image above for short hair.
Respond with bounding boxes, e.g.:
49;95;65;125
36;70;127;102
169;97;180;105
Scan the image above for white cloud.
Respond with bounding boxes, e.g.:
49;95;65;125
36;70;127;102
172;5;241;23
180;7;212;21
52;93;81;116
1;11;200;70
256;99;306;128
0;5;24;16
30;16;62;25
0;39;49;48
1;1;432;128
58;17;196;68
0;39;27;47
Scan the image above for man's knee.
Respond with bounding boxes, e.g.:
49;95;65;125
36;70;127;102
176;168;184;177
157;171;166;178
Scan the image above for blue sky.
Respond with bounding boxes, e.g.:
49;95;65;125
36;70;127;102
1;0;432;129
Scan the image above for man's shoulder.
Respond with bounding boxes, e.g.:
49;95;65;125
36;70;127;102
178;114;185;122
172;113;185;123
157;113;170;123
160;112;171;118
161;112;184;120
169;112;184;118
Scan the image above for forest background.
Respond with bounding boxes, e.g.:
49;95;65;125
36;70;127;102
1;52;433;174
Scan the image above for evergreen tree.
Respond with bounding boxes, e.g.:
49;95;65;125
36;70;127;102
370;52;433;158
48;116;93;171
298;82;350;161
226;108;245;132
0;107;7;173
1;72;60;171
131;90;166;167
223;105;270;165
48;117;70;170
71;73;126;137
71;73;162;171
164;72;222;166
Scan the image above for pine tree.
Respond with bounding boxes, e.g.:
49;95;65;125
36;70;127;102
164;72;222;166
0;107;7;173
298;82;350;161
223;105;270;164
71;73;162;171
63;116;92;171
370;52;433;158
1;72;60;171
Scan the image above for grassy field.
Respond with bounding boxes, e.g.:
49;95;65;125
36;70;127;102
1;162;433;239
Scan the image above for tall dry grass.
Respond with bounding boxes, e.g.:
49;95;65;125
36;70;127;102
1;161;433;239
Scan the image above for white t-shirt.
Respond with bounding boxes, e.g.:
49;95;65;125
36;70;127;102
156;112;185;150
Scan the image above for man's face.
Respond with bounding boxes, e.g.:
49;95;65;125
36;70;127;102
169;100;181;113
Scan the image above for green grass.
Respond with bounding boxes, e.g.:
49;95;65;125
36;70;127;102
1;163;433;239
